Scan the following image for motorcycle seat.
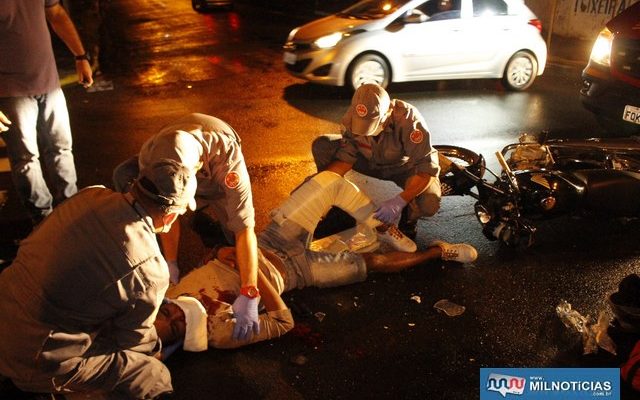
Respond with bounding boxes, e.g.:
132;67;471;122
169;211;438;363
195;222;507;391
572;169;640;216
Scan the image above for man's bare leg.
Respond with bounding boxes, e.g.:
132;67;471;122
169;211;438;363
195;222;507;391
361;247;442;273
361;240;478;273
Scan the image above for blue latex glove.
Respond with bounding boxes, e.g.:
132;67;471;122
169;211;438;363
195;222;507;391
374;195;407;224
232;295;260;341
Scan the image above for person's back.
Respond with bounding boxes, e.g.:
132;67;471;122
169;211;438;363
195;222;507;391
0;186;171;396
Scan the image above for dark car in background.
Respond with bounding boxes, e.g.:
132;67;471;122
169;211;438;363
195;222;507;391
581;2;640;136
192;0;233;12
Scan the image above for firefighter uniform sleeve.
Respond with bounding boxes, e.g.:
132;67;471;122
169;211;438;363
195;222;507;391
208;134;256;233
398;104;440;177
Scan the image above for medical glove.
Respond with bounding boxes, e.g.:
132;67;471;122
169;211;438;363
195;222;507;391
232;295;260;341
374;195;407;224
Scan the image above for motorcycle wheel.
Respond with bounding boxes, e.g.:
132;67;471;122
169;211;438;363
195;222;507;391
434;145;485;196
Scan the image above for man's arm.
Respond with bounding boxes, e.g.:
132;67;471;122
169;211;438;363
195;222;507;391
45;3;93;87
209;268;293;349
399;172;434;203
374;172;435;224
235;227;258;288
256;264;287;312
231;227;260;341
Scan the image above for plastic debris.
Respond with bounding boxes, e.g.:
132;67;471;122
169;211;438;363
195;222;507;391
410;295;422;304
433;299;466;317
290;354;308;366
314;312;326;322
595;311;617;355
346;225;377;251
322;238;349;253
555;300;616;355
556;300;590;333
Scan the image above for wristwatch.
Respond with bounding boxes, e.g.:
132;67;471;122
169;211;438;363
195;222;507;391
240;285;260;299
75;52;91;61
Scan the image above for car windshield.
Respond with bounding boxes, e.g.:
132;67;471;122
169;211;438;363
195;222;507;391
337;0;411;19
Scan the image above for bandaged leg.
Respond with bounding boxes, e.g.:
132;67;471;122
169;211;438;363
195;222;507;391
271;171;379;235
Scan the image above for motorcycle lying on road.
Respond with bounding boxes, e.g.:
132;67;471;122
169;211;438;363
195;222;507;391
436;133;640;247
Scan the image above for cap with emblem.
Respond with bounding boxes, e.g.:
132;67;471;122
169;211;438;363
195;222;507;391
343;83;391;136
135;158;197;213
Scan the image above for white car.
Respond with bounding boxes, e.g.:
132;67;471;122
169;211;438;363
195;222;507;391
283;0;547;91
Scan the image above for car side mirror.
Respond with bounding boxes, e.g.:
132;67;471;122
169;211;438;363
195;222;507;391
403;9;427;24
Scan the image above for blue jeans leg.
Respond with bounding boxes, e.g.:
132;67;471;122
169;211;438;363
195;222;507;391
0;89;77;221
37;88;77;205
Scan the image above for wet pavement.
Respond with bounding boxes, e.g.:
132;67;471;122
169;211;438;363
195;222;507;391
2;1;640;399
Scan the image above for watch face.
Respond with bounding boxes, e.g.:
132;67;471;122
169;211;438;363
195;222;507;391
242;286;259;298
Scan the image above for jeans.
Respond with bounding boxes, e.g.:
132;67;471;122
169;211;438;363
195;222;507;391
0;89;77;221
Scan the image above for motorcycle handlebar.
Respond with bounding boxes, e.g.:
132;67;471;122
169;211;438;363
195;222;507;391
495;151;519;193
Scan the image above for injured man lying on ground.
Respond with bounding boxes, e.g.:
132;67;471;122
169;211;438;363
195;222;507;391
155;171;478;354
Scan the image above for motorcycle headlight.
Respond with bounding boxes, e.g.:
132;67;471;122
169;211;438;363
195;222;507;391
475;204;492;224
589;27;613;66
314;32;343;49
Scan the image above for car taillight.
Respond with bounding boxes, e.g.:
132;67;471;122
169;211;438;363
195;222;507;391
528;18;542;33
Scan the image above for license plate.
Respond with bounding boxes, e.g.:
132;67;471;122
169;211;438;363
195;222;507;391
283;52;296;65
623;105;640;125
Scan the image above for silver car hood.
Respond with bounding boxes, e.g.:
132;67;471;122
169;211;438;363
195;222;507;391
293;15;376;41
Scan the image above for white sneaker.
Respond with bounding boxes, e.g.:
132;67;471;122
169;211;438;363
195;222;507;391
377;225;417;253
430;240;478;263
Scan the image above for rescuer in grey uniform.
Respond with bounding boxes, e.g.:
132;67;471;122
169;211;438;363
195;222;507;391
312;83;441;238
0;159;197;399
113;113;260;342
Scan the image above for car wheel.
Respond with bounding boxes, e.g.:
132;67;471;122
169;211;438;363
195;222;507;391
502;51;537;91
347;54;390;91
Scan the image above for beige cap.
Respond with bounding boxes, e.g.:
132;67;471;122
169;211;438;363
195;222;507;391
343;83;391;136
135;158;197;212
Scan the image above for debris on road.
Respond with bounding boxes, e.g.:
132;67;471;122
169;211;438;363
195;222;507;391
314;312;326;322
290;354;308;366
433;299;466;317
555;300;616;355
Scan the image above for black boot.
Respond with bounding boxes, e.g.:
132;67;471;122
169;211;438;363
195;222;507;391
398;206;418;239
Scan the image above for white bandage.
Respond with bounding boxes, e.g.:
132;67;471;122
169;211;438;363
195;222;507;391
271;171;378;234
167;296;208;352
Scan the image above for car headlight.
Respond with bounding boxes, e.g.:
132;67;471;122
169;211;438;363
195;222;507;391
314;32;343;49
589;27;613;66
287;28;299;42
